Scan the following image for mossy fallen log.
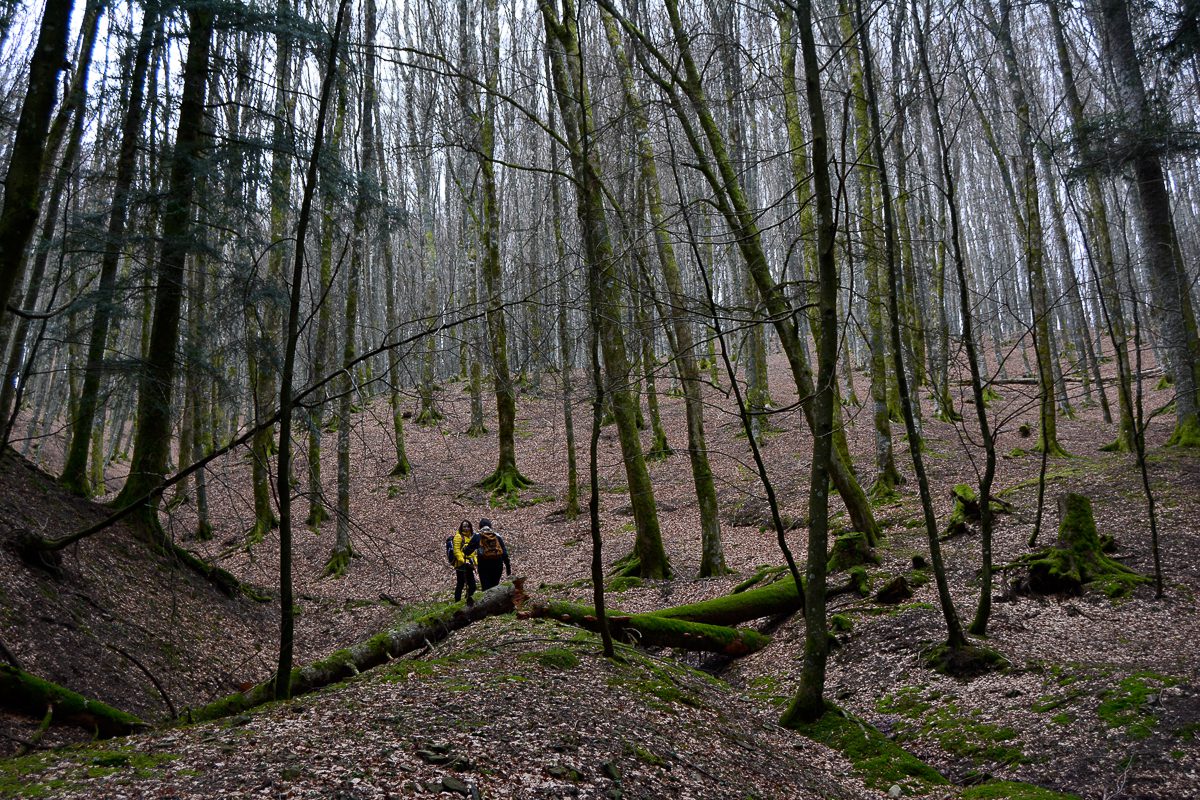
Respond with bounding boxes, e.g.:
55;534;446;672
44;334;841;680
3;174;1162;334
652;570;869;628
1017;494;1148;598
0;664;147;738
520;598;770;657
186;579;525;723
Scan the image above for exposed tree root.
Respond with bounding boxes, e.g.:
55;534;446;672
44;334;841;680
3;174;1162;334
322;545;355;578
478;465;533;506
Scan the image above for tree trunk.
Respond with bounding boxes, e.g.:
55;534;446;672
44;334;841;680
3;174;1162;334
113;7;214;520
781;0;836;727
1093;0;1200;446
542;0;669;580
0;0;74;332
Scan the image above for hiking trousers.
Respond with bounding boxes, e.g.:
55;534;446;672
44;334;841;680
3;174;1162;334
454;565;476;602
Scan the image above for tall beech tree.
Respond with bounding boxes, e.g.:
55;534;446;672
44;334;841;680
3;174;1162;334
540;0;669;579
1092;0;1200;447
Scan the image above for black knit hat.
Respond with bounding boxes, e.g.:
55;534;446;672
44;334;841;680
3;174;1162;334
479;517;492;530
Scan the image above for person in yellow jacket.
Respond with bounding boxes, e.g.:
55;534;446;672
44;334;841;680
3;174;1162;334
451;519;479;604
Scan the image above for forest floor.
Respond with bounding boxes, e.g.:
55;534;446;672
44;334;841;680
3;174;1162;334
1;349;1198;799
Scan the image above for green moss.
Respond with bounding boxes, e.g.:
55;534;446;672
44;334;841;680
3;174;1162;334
923;642;1009;678
920;704;1024;765
1174;722;1200;740
960;780;1082;799
1097;672;1178;739
1167;414;1200;447
0;747;177;798
607;576;643;593
521;648;580;670
877;687;933;719
1051;713;1074;726
790;706;948;792
747;675;788;707
829;613;853;633
731;565;787;593
628;743;668;767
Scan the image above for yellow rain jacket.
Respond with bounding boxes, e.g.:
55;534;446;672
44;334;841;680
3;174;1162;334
452;531;477;568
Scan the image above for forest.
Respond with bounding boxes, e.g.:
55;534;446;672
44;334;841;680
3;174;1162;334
0;0;1198;797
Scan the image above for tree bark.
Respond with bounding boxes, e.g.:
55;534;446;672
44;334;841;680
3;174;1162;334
0;0;74;333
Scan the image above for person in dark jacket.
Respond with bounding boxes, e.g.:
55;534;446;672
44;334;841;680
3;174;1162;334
451;519;479;604
474;517;512;591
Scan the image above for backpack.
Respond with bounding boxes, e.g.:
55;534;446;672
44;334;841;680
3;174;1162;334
445;535;456;566
478;530;503;560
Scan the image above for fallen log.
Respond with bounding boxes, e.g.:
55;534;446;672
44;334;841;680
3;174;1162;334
520;598;770;657
650;571;869;628
0;664;147;738
186;579;525;723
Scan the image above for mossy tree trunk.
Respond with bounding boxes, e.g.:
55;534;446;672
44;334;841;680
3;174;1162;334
521;598;771;657
600;8;724;575
1047;0;1135;452
1023;494;1149;597
476;0;530;500
199;581;525;723
604;0;880;545
375;101;410;477
274;0;348;699
780;0;837;728
0;665;146;738
991;0;1065;457
840;1;902;501
0;0;73;334
1094;0;1200;447
324;0;368;579
905;0;972;651
542;0;668;579
304;78;346;530
549;138;580;519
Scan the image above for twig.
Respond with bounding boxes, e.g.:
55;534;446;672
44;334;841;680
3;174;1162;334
104;643;177;718
0;636;23;670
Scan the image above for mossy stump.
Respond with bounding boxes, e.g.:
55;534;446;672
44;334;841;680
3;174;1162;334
827;531;878;573
874;575;913;605
1023;493;1149;598
922;642;1009;678
942;483;1012;539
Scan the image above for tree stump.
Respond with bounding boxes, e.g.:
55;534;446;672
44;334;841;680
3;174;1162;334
826;531;878;573
1024;494;1148;598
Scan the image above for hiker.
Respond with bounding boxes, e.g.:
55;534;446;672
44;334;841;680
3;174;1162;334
451;519;479;604
475;517;512;591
